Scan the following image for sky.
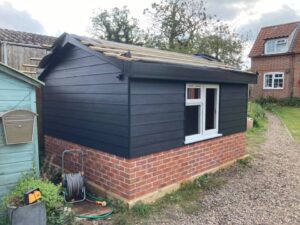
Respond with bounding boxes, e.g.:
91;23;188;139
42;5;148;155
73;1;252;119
0;0;300;64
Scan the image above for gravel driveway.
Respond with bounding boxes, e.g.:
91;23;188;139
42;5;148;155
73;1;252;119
144;113;300;225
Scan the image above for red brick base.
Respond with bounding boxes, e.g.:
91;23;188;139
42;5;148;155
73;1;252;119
45;132;246;203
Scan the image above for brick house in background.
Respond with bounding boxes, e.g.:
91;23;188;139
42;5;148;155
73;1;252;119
0;28;56;77
249;21;300;99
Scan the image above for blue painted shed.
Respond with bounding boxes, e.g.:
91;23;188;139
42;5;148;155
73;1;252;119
0;63;43;200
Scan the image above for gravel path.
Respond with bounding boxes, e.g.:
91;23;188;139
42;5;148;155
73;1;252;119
146;113;300;225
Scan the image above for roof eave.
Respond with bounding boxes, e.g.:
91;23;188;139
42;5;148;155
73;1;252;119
129;61;257;84
0;63;44;87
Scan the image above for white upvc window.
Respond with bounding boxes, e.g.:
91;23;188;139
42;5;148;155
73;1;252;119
185;84;221;144
265;38;288;54
263;72;284;89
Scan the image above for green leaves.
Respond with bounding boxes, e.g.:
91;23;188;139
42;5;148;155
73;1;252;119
2;174;75;225
91;6;142;44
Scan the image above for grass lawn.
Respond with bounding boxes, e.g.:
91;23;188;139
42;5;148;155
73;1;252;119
273;106;300;143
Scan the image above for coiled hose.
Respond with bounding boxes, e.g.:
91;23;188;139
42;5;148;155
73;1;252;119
64;173;85;200
64;173;113;219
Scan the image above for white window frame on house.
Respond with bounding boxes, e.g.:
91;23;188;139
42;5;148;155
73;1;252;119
184;83;221;144
264;38;289;55
263;72;285;90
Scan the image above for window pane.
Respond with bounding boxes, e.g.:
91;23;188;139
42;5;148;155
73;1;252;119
276;43;287;52
266;40;275;53
205;88;216;130
265;74;273;88
187;88;201;99
185;105;200;136
274;77;283;88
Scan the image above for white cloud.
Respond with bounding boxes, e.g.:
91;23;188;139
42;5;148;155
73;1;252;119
0;1;44;33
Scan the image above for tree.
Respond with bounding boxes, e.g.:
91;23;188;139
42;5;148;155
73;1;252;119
194;23;247;68
144;0;246;67
144;0;209;51
91;6;142;44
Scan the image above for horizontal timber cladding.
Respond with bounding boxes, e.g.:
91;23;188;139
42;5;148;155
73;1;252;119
129;78;186;157
219;83;248;135
42;45;130;157
129;79;249;158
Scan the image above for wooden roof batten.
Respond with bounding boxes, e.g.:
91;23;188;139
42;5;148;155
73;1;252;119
80;39;246;72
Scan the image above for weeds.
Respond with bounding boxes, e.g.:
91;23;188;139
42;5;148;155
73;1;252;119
248;102;266;127
131;202;151;218
237;156;253;168
110;173;226;224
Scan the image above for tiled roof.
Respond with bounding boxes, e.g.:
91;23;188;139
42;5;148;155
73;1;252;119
249;22;300;57
0;28;56;46
72;35;247;73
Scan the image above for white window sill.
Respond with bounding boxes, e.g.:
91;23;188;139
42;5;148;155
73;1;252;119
263;87;284;90
184;133;222;144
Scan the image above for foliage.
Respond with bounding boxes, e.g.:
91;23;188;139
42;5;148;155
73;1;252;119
246;102;268;155
247;102;266;127
194;23;247;68
196;173;226;191
47;207;76;225
90;1;247;68
256;97;300;109
40;156;62;185
2;174;75;225
143;0;209;50
91;6;142;44
237;156;253;168
279;97;300;107
131;202;151;218
3;175;63;210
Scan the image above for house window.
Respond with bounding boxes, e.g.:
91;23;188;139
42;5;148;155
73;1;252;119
185;84;221;144
263;72;284;89
265;38;288;54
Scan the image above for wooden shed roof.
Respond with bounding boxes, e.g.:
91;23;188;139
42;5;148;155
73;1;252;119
39;33;257;84
72;35;247;73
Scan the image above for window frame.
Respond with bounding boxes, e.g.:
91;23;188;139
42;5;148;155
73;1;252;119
264;38;288;55
185;83;221;144
263;72;285;90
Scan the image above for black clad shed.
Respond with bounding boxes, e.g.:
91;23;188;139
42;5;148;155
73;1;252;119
39;33;257;159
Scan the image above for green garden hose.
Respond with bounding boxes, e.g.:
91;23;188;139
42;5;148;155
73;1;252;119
75;192;114;219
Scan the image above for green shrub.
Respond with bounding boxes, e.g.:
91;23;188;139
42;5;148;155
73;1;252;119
279;97;300;107
256;97;300;108
248;102;266;127
2;174;75;225
3;175;63;211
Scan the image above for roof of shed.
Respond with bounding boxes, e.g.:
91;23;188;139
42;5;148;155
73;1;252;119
249;21;300;57
0;63;44;87
71;34;246;73
0;28;56;46
39;33;257;84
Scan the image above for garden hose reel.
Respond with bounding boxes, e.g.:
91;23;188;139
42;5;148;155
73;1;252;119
62;150;86;203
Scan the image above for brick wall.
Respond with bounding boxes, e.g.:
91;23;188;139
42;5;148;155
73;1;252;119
293;55;300;97
250;55;293;99
45;132;246;203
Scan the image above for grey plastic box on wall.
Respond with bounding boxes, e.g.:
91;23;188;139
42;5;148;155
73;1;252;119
0;110;36;145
